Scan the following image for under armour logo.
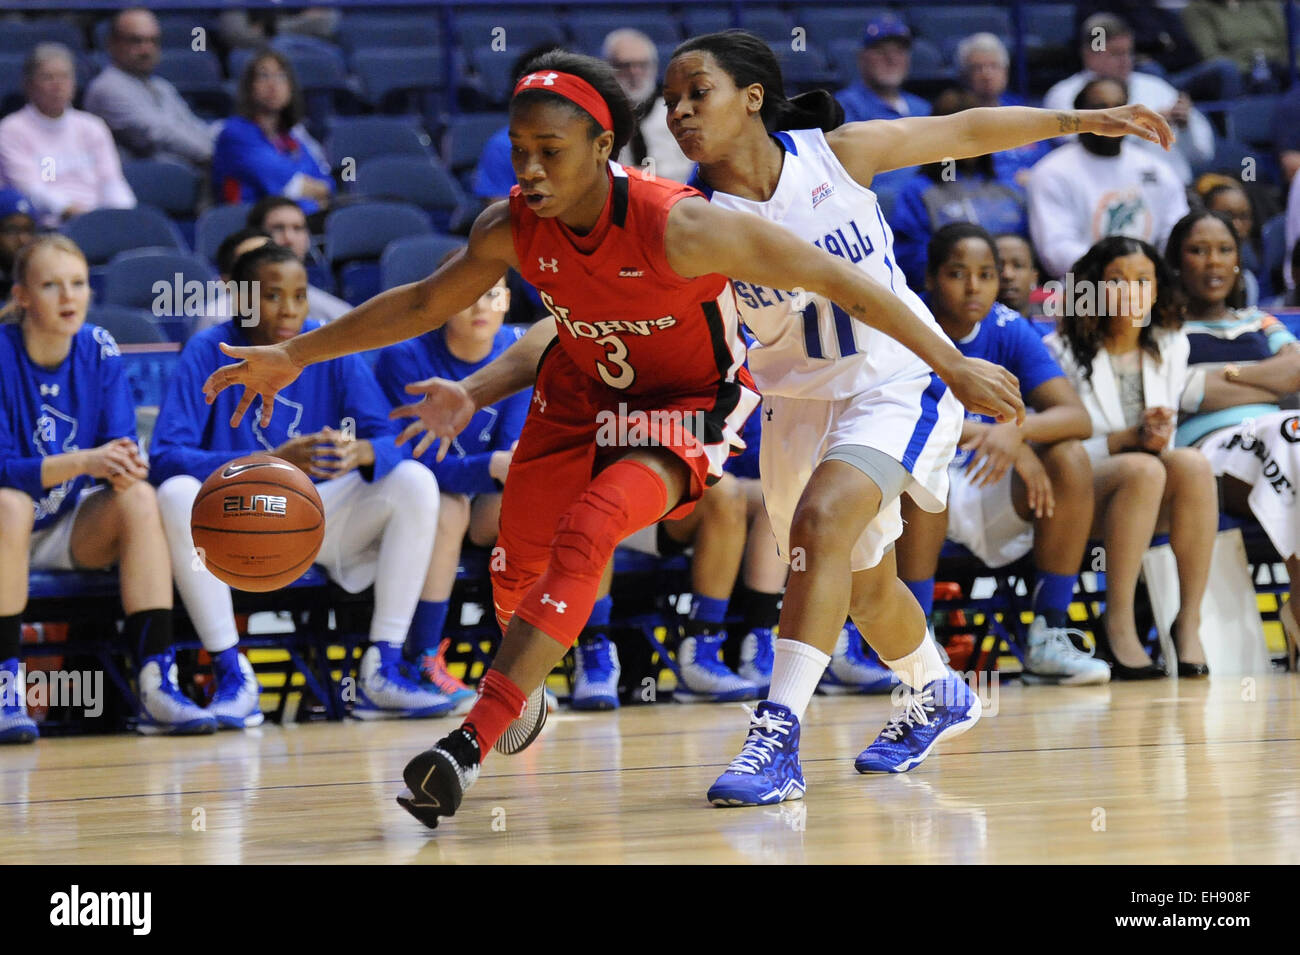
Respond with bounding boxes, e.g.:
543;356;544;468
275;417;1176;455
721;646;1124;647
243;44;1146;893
522;72;559;87
533;391;547;413
765;408;773;421
540;593;567;613
538;257;559;272
39;383;59;397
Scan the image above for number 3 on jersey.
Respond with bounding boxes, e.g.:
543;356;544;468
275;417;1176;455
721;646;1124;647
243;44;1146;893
539;288;637;390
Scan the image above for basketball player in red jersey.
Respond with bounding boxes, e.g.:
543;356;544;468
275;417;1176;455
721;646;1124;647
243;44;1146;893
202;50;1022;829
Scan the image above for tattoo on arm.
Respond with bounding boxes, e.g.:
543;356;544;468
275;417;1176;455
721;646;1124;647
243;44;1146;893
1056;112;1081;134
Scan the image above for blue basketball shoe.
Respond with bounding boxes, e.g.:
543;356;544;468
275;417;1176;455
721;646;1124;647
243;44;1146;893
737;627;776;694
571;634;620;710
818;622;898;695
707;701;805;806
854;673;981;774
0;658;38;744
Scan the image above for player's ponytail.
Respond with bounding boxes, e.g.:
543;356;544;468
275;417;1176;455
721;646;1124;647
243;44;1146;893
671;30;844;133
512;50;635;155
0;234;86;325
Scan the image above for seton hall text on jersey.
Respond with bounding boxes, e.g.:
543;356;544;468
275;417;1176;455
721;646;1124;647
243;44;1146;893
732;217;875;310
539;289;678;338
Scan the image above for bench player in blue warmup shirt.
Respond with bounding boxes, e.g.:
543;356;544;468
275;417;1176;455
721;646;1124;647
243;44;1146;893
374;273;528;712
0;235;217;742
896;223;1109;684
150;243;448;723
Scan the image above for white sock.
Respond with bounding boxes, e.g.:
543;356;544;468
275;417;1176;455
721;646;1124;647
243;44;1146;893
768;638;831;721
882;632;948;690
157;476;238;653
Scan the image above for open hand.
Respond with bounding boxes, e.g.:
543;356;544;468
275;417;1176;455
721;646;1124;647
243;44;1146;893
1081;104;1176;150
202;341;303;428
390;377;477;460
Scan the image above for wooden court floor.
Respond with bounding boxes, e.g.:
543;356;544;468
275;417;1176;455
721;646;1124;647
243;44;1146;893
4;674;1298;864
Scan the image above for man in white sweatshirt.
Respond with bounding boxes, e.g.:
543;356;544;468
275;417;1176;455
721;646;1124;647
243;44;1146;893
1043;13;1213;185
1028;78;1189;279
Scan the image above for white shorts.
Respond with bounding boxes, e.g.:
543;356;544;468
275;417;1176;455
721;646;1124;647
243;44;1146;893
760;374;962;572
29;485;108;571
944;466;1034;569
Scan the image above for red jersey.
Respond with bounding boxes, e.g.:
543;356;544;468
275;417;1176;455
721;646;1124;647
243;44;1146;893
510;162;752;400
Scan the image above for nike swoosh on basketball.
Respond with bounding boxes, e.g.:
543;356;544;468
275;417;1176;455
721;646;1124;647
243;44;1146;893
221;461;294;478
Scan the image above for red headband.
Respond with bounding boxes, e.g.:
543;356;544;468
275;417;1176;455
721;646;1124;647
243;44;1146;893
512;70;613;132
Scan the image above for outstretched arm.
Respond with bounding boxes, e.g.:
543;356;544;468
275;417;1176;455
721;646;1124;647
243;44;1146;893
390;317;558;459
827;105;1174;181
202;201;518;427
665;197;1024;423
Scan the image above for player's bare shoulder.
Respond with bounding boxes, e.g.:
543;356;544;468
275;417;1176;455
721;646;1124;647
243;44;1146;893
663;194;718;278
824;122;890;187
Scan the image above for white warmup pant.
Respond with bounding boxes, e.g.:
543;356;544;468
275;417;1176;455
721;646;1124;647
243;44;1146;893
157;460;439;650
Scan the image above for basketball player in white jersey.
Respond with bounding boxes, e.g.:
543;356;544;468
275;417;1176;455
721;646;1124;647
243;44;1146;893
659;31;1173;805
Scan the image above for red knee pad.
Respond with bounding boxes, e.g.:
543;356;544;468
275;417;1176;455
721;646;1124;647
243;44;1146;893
514;460;669;646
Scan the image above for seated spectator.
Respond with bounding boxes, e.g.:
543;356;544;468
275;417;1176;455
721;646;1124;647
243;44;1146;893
1166;208;1300;667
0;44;136;227
1044;236;1218;677
833;13;931;202
1183;0;1287;92
246;196;348;322
956;33;1052;189
615;473;761;704
897;223;1106;685
603;29;693;184
891;88;1028;290
1074;0;1241;100
83;7;215;169
373;268;525;711
1195;176;1263;305
995;232;1046;319
1044;14;1214;184
149;243;448;721
0;235;216;743
1028;79;1188;279
211;50;333;214
0;188;36;301
218;7;340;49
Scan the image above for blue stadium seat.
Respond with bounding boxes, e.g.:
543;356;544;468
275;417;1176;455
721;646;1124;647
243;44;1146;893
351;47;446;113
325;201;433;305
567;15;681;55
1232;95;1279;147
92;14;215;51
909;5;1012;46
0;53;26;115
326;115;434;167
828;38;864;88
776;45;839;91
195;203;252;266
681;7;735;36
63;207;185;266
468;46;517;106
348;155;471;233
381;234;467;291
443;112;508;179
908;38;956;83
1261;213;1287;296
0;18;85;55
454;13;565;53
119;343;183;409
122;160;202;219
87;304;165;345
1023;4;1077;50
802;7;897;49
103;249;218;341
740;8;795;46
338;17;441;55
153;49;226;99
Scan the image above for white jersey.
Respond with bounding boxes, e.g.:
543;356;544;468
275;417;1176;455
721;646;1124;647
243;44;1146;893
692;126;940;400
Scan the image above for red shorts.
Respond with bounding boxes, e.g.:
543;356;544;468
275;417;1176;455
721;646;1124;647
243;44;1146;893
491;344;758;627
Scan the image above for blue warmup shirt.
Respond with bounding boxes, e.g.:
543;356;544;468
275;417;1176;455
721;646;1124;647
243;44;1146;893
939;301;1066;469
0;323;137;531
149;320;405;486
373;324;530;496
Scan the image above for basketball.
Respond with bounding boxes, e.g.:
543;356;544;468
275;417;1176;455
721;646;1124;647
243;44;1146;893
190;453;325;592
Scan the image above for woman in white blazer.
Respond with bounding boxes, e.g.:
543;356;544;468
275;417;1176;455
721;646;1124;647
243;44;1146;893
1044;236;1218;678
